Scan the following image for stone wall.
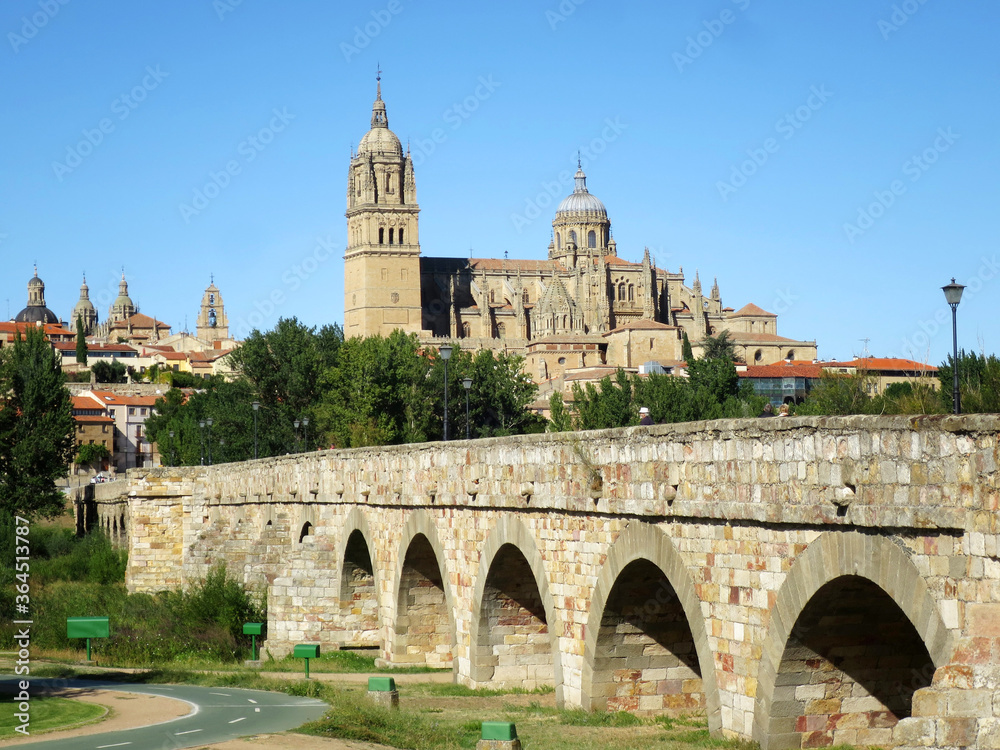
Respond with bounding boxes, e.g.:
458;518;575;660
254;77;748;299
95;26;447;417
101;415;1000;749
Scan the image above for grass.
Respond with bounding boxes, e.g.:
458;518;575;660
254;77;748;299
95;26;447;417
0;695;108;738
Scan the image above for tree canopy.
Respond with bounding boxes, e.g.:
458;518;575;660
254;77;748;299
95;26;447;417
0;326;76;519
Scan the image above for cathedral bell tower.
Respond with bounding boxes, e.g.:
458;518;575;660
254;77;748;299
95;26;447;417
196;278;229;343
344;74;423;337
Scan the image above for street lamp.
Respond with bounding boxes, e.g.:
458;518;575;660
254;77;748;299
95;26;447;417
169;430;175;466
302;418;309;451
462;377;472;440
252;401;260;460
942;278;966;414
439;344;453;441
206;418;214;466
294;419;301;452
198;420;205;465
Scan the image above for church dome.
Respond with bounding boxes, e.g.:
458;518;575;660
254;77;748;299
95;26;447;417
556;167;608;218
359;126;403;157
15;269;59;325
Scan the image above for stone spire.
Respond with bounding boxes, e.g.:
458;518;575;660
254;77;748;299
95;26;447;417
371;68;388;129
72;274;98;335
711;276;720;302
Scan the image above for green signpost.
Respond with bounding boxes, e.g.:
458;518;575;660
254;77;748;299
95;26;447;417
293;644;320;678
67;617;109;661
243;622;263;660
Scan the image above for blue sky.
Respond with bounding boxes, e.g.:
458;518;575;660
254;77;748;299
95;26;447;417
1;1;997;364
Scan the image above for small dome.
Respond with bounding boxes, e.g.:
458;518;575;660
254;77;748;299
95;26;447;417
28;275;43;288
556;167;607;218
358;126;403;157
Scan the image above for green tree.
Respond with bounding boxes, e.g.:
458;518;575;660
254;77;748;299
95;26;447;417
547;392;573;432
0;326;76;518
75;316;88;366
571;369;636;430
698;329;740;362
91;360;127;384
681;332;694;362
938;350;1000;413
796;371;875;415
75;443;110;473
463;349;542;437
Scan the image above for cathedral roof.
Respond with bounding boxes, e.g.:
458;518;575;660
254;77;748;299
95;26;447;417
556;166;608;218
14;268;59;325
728;303;777;318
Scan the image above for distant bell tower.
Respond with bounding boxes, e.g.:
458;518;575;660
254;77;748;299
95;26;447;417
344;72;423;337
196;277;229;342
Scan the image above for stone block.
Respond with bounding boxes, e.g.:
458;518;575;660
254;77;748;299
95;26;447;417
937;717;978;747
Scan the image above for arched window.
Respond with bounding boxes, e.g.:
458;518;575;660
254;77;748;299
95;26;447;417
618;283;626;300
786;350;796;361
462;323;471;338
388;228;394;245
378;227;384;245
588;230;596;248
556;233;561;250
497;322;506;338
628;285;634;301
569;230;577;245
399;228;404;244
754;349;763;362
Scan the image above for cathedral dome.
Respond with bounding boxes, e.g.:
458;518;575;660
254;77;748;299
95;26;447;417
14;268;59;325
556;167;607;218
359;125;403;157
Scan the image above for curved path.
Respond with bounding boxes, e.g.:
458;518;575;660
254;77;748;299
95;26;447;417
2;679;328;749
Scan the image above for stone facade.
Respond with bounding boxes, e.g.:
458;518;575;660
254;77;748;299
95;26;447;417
102;415;1000;749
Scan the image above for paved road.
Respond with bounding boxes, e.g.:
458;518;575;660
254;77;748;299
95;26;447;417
2;679;328;750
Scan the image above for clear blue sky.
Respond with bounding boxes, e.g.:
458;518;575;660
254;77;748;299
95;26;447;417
2;1;997;364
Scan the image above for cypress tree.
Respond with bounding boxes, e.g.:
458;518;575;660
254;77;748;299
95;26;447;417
76;315;88;366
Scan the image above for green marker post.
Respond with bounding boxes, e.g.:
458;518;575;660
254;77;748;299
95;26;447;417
293;644;320;678
243;622;263;660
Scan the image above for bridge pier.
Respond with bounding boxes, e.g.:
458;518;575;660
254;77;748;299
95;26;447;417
110;416;1000;749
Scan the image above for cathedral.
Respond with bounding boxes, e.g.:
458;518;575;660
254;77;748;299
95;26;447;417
342;78;818;385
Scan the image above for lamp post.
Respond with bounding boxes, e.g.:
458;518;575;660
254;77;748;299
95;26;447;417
302;417;309;451
942;278;966;414
205;418;214;465
199;420;205;465
440;345;453;441
252;401;260;460
462;377;472;440
294;420;301;453
169;430;175;466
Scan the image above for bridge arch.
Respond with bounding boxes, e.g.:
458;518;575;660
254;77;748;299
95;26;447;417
334;507;381;649
467;516;564;703
582;521;721;731
389;510;456;669
753;531;953;750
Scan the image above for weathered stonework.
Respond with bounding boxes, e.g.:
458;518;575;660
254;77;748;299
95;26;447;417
99;415;1000;749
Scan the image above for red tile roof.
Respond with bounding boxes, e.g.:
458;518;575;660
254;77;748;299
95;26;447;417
728;303;776;318
822;357;938;372
742;363;825;379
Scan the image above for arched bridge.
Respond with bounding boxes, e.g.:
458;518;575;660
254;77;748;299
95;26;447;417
96;415;1000;750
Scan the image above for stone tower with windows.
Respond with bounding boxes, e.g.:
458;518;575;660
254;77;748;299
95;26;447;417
344;75;423;337
196;280;229;343
71;274;99;335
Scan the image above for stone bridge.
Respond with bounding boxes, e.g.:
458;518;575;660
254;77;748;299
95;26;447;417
97;415;1000;750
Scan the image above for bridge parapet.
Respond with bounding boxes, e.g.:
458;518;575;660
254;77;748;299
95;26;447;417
102;415;1000;749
